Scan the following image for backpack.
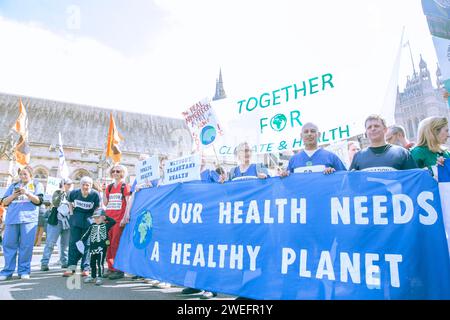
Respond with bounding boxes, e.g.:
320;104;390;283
107;182;127;202
48;190;68;226
47;206;58;226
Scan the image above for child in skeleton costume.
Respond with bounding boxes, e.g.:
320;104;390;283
79;209;115;285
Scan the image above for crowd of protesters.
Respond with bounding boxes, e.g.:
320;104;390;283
0;114;448;298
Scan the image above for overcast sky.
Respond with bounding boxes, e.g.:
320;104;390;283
0;0;439;127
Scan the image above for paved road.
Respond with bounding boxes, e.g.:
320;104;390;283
0;248;235;300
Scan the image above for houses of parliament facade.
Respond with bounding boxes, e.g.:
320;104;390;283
395;55;450;142
1;60;449;192
0;70;229;192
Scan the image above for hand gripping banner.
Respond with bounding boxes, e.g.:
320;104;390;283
115;169;450;299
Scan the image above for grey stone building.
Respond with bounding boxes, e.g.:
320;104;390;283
395;55;450;142
0;92;192;189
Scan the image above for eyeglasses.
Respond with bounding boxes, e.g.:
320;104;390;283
111;170;122;174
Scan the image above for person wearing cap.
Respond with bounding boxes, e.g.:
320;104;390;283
79;208;116;285
40;178;74;271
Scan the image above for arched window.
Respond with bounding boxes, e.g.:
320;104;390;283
33;167;49;180
71;169;92;185
32;167;49;189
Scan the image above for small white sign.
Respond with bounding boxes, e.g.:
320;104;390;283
46;176;62;196
162;154;201;185
135;156;160;186
106;193;123;210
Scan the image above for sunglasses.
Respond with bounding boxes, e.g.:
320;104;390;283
111;170;122;173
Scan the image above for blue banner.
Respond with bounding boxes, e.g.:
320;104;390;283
115;169;450;299
439;159;450;182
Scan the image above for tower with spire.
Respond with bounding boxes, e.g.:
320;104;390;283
395;54;450;142
213;69;227;101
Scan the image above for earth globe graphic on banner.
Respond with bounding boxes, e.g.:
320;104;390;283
133;211;153;249
270;114;287;132
200;125;217;145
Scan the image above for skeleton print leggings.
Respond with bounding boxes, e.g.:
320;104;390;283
90;246;106;278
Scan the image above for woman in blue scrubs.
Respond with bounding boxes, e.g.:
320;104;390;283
0;166;44;280
229;142;268;181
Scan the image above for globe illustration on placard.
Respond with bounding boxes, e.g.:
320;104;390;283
270;114;287;132
133;211;153;249
200;125;217;145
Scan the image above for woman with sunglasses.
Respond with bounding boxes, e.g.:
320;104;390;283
104;164;131;280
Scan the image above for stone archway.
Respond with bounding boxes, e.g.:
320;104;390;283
33;166;49;187
71;169;92;186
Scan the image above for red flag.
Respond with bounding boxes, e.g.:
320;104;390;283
106;113;124;164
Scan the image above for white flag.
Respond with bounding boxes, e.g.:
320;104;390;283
58;132;70;179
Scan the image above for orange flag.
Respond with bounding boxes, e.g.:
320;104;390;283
106;113;124;164
12;98;30;166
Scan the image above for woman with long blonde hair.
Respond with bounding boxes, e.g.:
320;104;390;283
411;116;450;173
